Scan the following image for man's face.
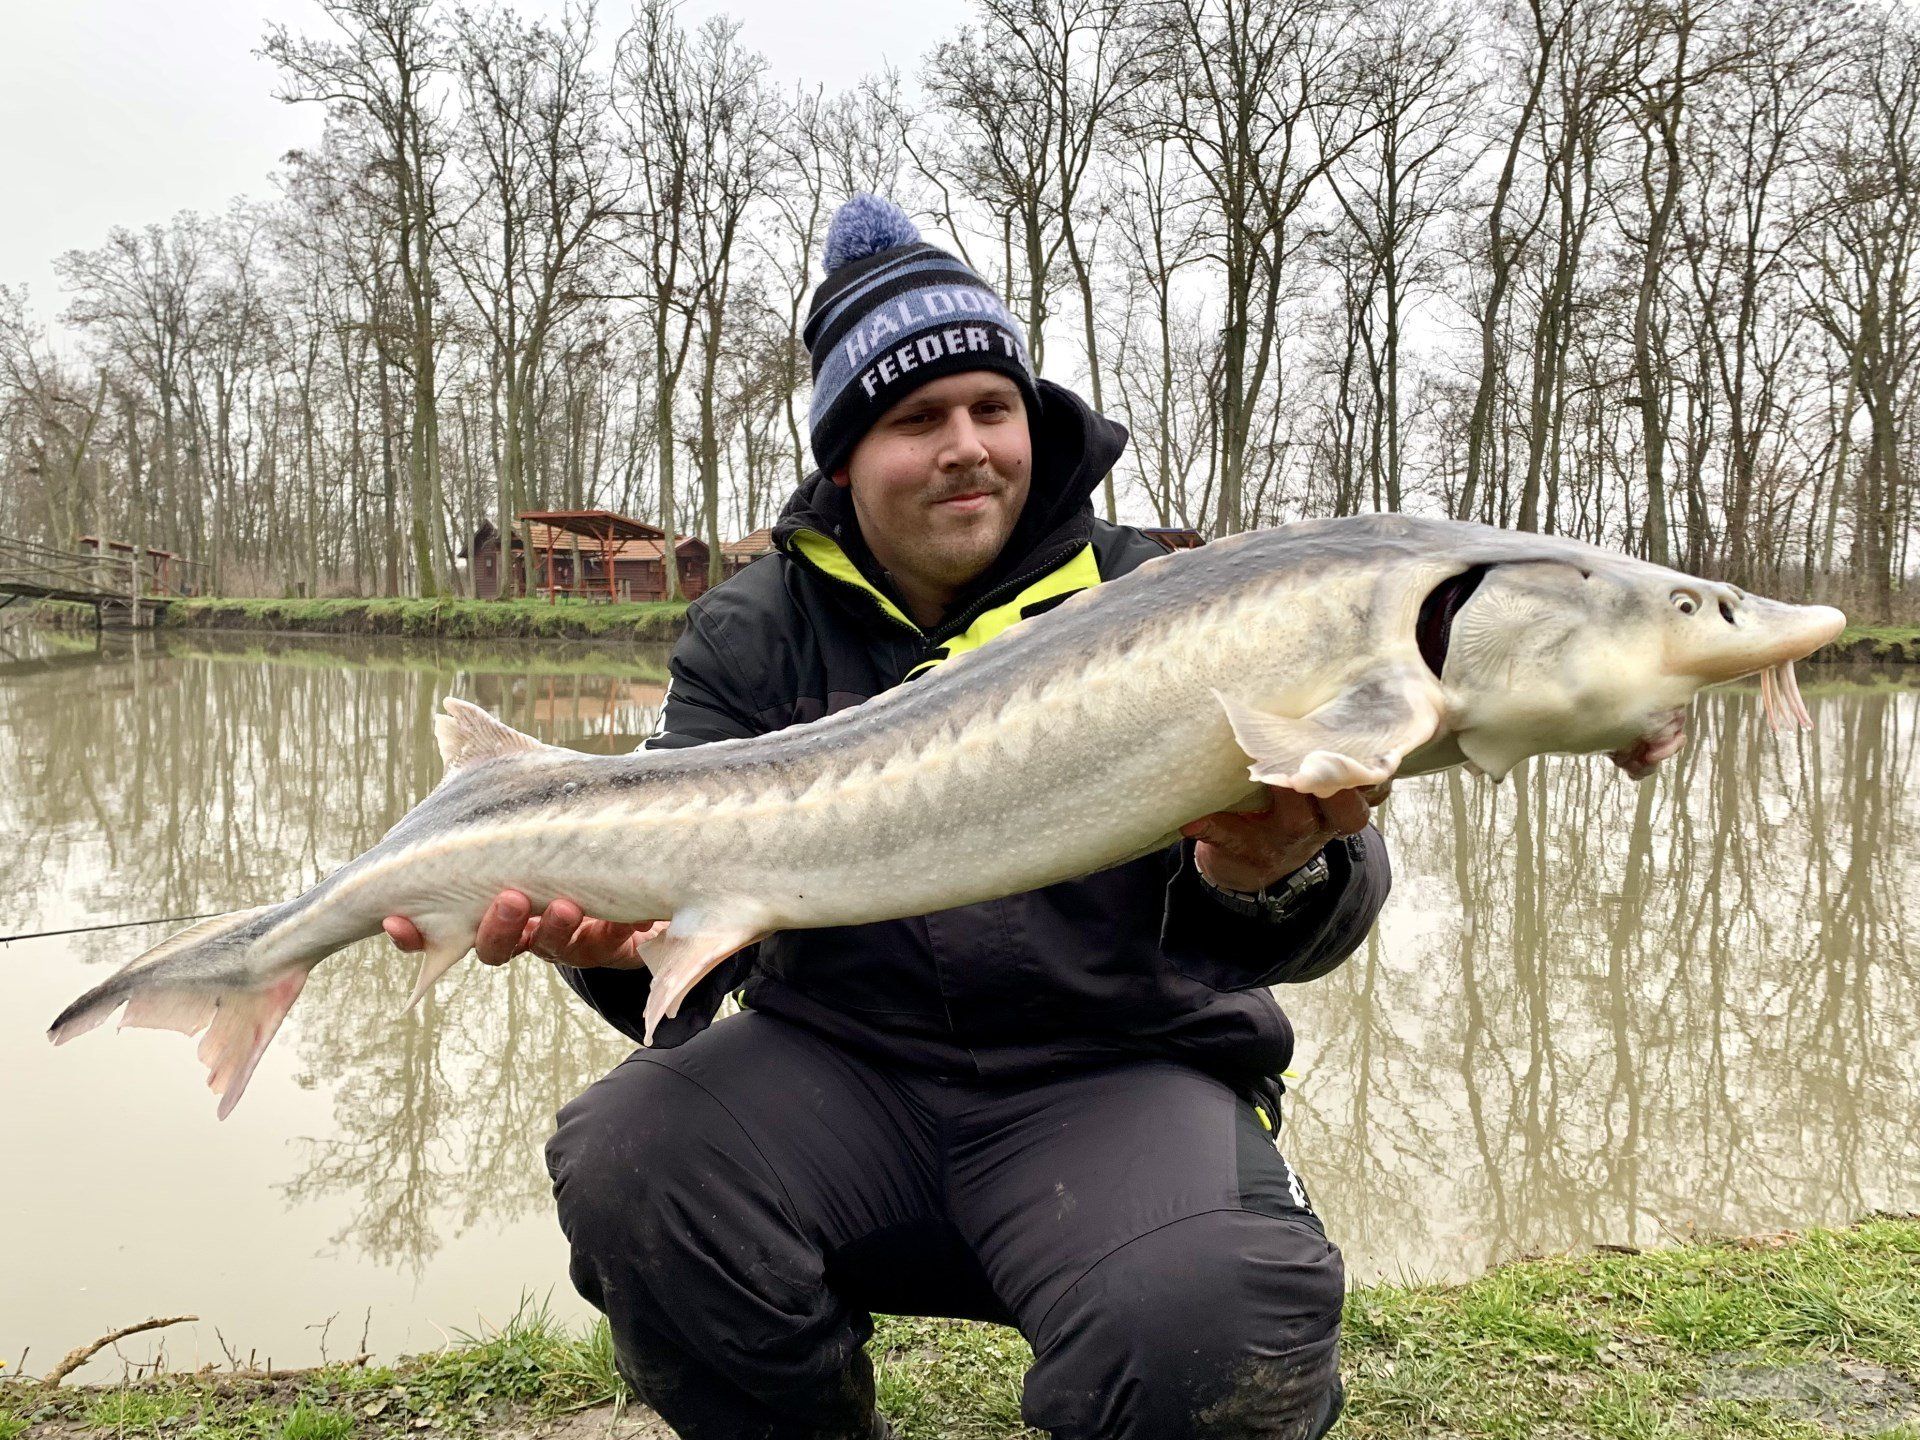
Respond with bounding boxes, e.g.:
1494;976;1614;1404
834;371;1032;612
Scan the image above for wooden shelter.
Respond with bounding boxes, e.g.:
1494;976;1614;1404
471;511;718;601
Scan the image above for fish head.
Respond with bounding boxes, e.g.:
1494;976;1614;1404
1654;580;1846;685
1433;555;1844;781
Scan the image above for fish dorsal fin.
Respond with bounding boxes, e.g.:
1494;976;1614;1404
435;697;548;774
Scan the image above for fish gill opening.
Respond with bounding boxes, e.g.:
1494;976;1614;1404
1416;564;1492;679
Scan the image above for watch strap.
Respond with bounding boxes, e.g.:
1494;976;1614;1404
1199;848;1333;923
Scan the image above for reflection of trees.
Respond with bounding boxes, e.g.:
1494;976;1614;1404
11;641;1917;1279
6;635;656;1267
284;945;628;1269
1285;683;1920;1282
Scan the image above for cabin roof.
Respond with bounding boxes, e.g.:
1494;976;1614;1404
723;527;776;559
516;509;666;543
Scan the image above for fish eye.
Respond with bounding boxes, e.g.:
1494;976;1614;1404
1670;590;1700;615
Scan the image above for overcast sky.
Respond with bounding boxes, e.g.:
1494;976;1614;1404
0;0;967;331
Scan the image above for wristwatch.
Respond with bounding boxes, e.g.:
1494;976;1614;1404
1198;847;1333;923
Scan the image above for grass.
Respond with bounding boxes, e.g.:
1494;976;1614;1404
156;596;689;644
1830;624;1920;663
4;1221;1917;1438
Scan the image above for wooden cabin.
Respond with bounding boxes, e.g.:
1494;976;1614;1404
720;527;776;579
1140;526;1206;552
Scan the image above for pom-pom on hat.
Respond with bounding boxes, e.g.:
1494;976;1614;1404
821;193;922;272
803;193;1037;477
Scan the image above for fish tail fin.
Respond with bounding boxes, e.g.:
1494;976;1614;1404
47;903;309;1119
200;968;309;1120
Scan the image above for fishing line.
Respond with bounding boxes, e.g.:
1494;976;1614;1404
0;912;225;945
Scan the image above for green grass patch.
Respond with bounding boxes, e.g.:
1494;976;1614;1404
6;1222;1918;1438
79;1386;200;1432
873;1315;1040;1439
277;1399;355;1440
160;595;689;644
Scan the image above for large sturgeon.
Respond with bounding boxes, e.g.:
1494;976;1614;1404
49;515;1844;1116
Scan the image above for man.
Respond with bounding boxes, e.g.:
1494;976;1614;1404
388;195;1389;1439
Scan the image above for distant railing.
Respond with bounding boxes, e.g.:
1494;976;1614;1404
0;533;187;610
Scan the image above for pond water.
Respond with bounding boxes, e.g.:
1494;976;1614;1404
2;629;1913;1380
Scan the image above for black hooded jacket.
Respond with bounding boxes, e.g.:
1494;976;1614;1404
561;380;1390;1084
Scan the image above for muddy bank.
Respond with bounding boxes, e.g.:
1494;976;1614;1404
1826;627;1920;664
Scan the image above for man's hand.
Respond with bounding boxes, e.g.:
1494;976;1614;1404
381;891;659;970
1181;783;1390;895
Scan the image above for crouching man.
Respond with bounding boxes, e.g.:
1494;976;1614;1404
389;195;1390;1440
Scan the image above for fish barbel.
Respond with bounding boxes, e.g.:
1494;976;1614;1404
49;515;1845;1115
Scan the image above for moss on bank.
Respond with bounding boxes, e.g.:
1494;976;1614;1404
156;597;689;644
1830;625;1920;665
8;1219;1918;1439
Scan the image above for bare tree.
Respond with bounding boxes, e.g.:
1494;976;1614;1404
1616;0;1749;565
58;217;211;565
0;288;110;550
1141;0;1367;534
266;0;454;596
1458;0;1562;522
1796;12;1920;620
1325;0;1477;511
611;0;702;599
446;2;621;596
676;16;780;587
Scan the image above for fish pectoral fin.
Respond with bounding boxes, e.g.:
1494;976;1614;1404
638;913;769;1047
1214;670;1443;798
1454;730;1530;784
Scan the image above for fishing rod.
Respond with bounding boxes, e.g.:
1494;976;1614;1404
0;912;226;945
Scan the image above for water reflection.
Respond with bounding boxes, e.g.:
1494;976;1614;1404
1285;679;1918;1280
4;632;662;1285
4;636;1914;1321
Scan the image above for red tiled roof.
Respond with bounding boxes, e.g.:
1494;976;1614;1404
723;527;776;558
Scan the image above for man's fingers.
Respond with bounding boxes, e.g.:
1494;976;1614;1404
475;890;533;966
571;918;644;967
1319;788;1371;837
382;916;426;953
527;898;584;960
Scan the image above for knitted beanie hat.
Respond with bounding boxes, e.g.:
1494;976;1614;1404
803;194;1039;476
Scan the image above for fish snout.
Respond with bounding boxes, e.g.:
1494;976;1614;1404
1664;582;1846;682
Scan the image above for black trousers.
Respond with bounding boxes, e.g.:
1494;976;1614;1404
545;1013;1345;1440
